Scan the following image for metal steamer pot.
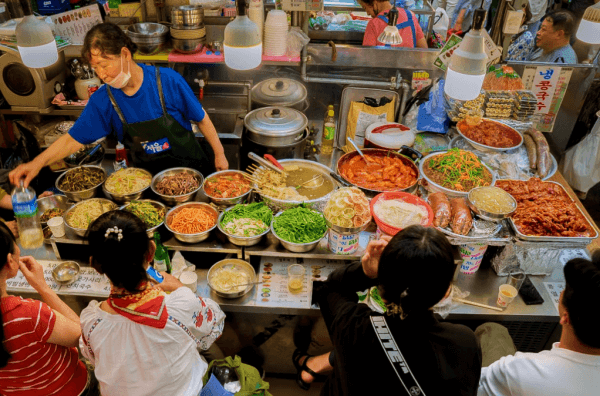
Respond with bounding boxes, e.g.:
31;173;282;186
243;106;309;160
336;147;422;198
251;78;309;111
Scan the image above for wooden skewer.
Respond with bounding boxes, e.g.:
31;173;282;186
454;298;503;312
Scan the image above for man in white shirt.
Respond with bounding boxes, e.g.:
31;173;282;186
477;251;600;396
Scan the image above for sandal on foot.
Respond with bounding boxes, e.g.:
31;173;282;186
292;349;320;391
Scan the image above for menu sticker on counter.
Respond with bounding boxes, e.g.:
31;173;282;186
543;282;565;313
51;4;103;45
255;257;348;309
6;260;111;297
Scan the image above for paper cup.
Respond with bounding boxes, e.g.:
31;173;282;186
47;216;65;238
328;229;360;255
497;284;518;308
459;243;488;274
179;271;198;293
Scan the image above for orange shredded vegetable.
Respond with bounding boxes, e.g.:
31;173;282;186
169;207;216;234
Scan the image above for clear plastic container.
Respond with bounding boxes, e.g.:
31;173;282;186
11;181;43;249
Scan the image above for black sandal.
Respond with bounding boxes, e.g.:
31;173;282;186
292;349;320;391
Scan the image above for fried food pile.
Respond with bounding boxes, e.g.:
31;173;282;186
496;178;594;238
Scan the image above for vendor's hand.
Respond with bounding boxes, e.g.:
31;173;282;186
214;153;229;171
361;236;392;279
5;221;19;238
156;272;184;292
9;162;42;189
19;256;51;293
39;191;54;198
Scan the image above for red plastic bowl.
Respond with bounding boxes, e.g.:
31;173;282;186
370;191;434;236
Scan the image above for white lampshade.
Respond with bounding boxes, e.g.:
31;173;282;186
16;15;58;68
378;25;402;45
444;67;485;101
223;1;262;71
576;4;600;44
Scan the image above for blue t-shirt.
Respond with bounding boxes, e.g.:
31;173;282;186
68;64;205;144
530;44;578;64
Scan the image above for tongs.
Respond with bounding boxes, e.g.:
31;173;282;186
248;152;286;175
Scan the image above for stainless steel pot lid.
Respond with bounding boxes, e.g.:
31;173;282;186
244;106;308;137
251;78;307;107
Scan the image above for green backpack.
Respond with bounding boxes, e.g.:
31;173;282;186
203;355;272;396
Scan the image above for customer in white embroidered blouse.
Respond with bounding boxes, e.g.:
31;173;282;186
79;211;225;396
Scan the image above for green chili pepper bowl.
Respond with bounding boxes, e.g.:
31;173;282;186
271;211;328;253
119;199;166;238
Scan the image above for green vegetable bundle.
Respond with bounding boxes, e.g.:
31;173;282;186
220;202;273;228
125;201;165;228
273;207;328;244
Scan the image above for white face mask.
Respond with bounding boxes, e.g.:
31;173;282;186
106;55;131;89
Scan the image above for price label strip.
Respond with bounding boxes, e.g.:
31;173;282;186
543;282;565;314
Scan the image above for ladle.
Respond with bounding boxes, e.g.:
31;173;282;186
346;137;380;170
296;174;324;189
222;280;265;291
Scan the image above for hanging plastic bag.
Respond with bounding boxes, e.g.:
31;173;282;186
433;7;449;40
416;79;450;134
560;110;600;194
287;27;310;57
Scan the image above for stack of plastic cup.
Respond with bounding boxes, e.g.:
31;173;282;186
264;10;288;56
248;0;264;43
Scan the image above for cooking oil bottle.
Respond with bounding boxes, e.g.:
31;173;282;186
11;181;43;249
322;105;335;154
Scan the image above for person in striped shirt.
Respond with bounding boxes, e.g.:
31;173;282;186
0;222;90;396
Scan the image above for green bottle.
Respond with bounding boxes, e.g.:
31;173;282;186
153;232;171;274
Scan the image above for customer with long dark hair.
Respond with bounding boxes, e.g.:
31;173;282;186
294;225;482;395
80;210;225;396
0;222;89;395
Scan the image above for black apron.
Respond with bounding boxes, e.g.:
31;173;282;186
106;66;215;176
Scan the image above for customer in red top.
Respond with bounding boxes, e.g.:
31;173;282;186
0;222;89;396
359;0;428;48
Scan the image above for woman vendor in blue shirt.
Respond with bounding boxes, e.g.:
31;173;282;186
10;23;228;187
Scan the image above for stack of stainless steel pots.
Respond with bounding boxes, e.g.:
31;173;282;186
170;5;206;54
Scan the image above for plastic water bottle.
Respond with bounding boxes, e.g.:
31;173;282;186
11;181;43;249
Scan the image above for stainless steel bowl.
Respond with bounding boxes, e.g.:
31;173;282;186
252;159;338;213
216;206;271;246
456;118;524;153
164;202;218;243
207;258;256;299
171;37;205;54
65;144;105;168
203;170;252;206
271;211;327;253
172;5;204;26
120;199;167;238
151;167;204;206
55;165;107;202
52;261;80;285
467;186;517;222
126;23;169;54
63;198;118;237
419;150;497;198
103;168;153;204
37;195;72;228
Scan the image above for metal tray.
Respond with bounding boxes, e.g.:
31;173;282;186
449;135;557;181
498;180;599;244
336;86;400;150
456;118;524;153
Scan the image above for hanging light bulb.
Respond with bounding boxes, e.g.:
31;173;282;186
16;15;58;68
378;6;402;45
223;0;262;70
444;8;488;101
576;3;600;44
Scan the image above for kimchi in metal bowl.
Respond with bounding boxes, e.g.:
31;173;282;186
456;118;523;152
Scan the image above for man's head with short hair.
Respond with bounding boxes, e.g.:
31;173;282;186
560;250;600;348
536;10;576;52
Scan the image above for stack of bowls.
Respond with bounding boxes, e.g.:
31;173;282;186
126;23;170;55
170;5;206;54
264;10;288;57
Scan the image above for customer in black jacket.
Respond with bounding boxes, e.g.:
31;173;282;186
294;225;482;396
